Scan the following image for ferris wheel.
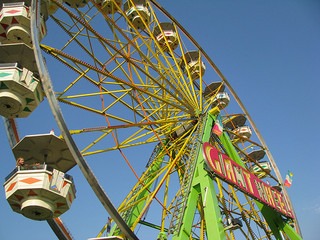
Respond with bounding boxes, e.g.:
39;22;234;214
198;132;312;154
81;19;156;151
0;0;303;239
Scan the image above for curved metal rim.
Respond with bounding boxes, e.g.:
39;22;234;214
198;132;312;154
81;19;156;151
30;0;139;239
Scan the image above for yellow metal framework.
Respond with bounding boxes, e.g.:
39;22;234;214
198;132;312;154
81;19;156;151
9;0;301;239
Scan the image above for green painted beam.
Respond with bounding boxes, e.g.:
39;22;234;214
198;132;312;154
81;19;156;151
173;113;226;240
217;118;302;240
173;183;202;239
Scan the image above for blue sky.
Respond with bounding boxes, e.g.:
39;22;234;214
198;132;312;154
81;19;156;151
0;0;319;239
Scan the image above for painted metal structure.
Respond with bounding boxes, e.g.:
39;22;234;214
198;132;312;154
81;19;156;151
0;0;303;239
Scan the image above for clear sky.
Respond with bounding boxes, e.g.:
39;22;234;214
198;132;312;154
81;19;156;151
0;0;319;239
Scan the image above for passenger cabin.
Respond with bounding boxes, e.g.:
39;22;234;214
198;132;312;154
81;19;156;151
3;133;77;220
223;114;247;130
0;63;44;118
123;0;150;30
250;161;271;179
0;2;47;119
0;0;60;20
153;22;178;52
180;51;205;81
211;92;230;110
97;0;122;15
170;121;197;139
231;126;252;141
47;0;62;16
0;43;39;73
0;2;47;46
247;149;266;162
64;0;88;8
203;82;225;99
4;164;76;220
202;82;230;109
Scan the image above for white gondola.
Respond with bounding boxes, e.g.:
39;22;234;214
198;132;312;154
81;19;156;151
96;0;122;15
170;121;196;139
0;63;44;118
47;0;63;15
0;43;39;73
211;92;230;110
250;161;271;179
0;0;60;19
232;126;252;140
64;0;88;8
180;51;206;81
3;133;77;220
12;134;77;172
223;114;247;130
4;164;76;220
203;82;225;99
124;0;150;30
153;22;178;52
0;2;47;46
248;149;266;162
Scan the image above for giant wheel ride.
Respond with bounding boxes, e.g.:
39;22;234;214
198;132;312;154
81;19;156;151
0;0;303;239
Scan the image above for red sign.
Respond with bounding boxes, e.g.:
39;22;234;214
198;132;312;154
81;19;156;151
202;142;294;219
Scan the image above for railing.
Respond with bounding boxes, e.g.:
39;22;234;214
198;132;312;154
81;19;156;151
4;164;76;194
4;168;18;182
2;2;27;8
